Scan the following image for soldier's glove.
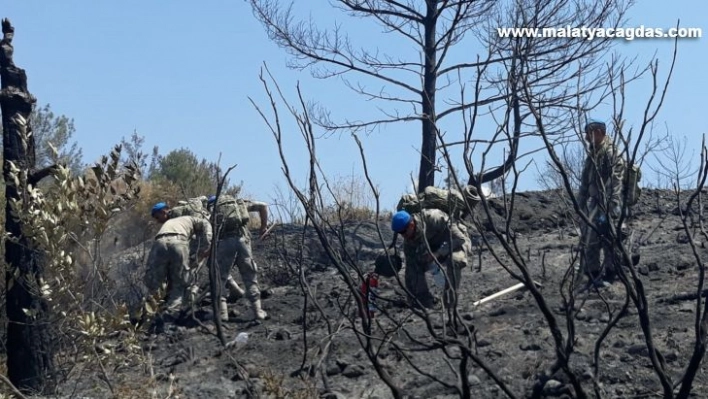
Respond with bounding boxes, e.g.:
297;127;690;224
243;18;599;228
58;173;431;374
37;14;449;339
595;206;621;230
593;213;610;235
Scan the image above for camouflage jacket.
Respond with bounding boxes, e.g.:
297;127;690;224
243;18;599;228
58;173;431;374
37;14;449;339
403;209;468;263
578;135;625;213
155;215;213;248
223;199;268;239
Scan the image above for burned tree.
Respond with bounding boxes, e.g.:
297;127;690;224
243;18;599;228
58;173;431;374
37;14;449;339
0;19;57;394
250;0;634;191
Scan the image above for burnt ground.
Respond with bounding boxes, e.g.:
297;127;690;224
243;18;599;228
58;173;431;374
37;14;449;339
45;189;708;398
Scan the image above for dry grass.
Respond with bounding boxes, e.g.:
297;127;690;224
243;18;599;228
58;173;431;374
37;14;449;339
262;368;319;399
270;174;386;225
262;260;297;287
321;201;377;224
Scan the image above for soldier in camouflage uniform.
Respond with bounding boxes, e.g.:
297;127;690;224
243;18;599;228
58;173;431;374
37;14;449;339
169;197;211;291
208;196;269;321
145;202;213;314
391;209;472;309
577;120;625;288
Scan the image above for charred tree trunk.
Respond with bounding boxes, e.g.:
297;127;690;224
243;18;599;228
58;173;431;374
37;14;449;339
467;45;523;188
0;19;57;394
417;1;438;193
467;95;521;187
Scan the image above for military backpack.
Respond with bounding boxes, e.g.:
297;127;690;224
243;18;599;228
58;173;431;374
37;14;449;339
170;196;209;218
213;195;250;234
396;185;480;218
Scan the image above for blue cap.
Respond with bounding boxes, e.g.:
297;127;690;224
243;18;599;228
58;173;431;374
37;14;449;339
207;195;216;204
391;210;412;233
151;202;168;216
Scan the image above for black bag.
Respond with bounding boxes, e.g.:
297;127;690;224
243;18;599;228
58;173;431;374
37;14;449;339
374;251;403;278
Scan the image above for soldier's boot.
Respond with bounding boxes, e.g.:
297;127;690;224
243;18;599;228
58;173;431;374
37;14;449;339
226;276;246;302
219;297;229;322
252;299;268;321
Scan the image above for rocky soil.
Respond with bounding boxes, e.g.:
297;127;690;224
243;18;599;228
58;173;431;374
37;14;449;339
46;189;708;398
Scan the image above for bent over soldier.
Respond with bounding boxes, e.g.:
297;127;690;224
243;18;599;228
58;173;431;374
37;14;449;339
391;209;472;310
577;120;625;288
208;195;269;322
145;202;212;314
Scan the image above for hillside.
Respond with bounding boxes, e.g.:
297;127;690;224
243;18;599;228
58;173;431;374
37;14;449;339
38;188;708;398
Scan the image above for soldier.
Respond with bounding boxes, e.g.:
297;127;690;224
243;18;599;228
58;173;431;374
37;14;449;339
208;195;269;321
577;120;625;288
391;209;472;310
145;202;213;317
169;196;212;298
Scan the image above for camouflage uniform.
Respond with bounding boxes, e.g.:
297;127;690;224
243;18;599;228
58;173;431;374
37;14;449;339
216;200;267;318
402;209;472;309
169;212;210;271
578;135;625;280
145;216;212;312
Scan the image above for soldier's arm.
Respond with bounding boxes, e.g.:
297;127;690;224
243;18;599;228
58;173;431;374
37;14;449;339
607;149;625;213
247;201;269;233
192;216;213;252
440;222;467;257
427;211;466;257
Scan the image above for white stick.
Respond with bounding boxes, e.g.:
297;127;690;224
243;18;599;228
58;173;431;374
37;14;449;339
259;222;278;240
472;281;540;307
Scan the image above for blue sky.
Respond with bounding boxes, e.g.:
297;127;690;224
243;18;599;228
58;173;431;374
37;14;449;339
3;1;706;215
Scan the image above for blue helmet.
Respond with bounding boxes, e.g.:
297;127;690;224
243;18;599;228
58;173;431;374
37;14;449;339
207;195;217;205
151;202;168;216
391;210;412;233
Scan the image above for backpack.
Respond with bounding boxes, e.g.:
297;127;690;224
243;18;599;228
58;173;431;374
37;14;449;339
396;185;480;218
170;197;209;218
624;162;642;206
213;195;250;233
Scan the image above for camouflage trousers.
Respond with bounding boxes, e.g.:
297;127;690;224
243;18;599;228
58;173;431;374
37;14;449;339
145;235;194;312
404;239;472;309
580;207;619;280
216;233;261;302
